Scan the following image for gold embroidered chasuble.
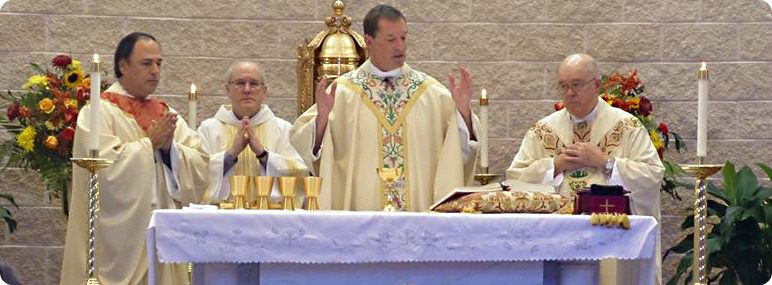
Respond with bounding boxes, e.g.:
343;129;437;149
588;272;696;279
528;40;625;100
61;82;209;285
198;105;308;204
507;97;665;284
291;60;477;212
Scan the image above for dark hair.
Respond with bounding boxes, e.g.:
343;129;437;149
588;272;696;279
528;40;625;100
363;4;406;38
113;32;158;78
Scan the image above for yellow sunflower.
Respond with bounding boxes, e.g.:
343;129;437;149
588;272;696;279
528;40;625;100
16;126;36;152
63;69;85;89
22;74;49;90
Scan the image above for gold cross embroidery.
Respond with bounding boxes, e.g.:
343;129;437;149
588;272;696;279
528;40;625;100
600;199;615;213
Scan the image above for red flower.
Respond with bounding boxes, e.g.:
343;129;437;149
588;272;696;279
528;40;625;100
6;102;20;121
611;99;627;111
19;107;30;118
59;126;75;142
658;122;669;136
639;96;653;116
52;55;72;68
554;101;564;111
76;88;85;103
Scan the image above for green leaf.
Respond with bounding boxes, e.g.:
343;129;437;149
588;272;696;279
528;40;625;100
667;251;693;285
740;206;765;223
757;163;772;180
680;213;694;230
707;236;723;254
736;166;759;206
666;233;694;255
708;181;730;204
722;161;737;204
0;207;16;233
0;194;18;208
718;271;737;285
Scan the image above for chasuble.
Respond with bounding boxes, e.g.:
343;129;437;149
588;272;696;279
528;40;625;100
198;104;308;204
507;97;663;218
61;82;208;285
507;97;664;285
291;60;478;212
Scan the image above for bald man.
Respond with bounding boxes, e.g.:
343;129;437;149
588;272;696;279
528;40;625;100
506;54;664;284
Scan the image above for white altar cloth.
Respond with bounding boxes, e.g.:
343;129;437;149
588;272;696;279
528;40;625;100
147;210;658;284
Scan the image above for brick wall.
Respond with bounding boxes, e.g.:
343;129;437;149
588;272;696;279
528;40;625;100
1;0;770;283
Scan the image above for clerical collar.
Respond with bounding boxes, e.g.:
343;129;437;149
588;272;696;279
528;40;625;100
570;102;600;124
370;63;402;78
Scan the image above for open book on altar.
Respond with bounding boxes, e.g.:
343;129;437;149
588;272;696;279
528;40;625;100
430;180;567;213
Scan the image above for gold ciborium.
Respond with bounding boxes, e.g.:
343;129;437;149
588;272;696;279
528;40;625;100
377;167;403;212
302;177;322;210
229;175;251;209
253;176;274;210
279;177;297;210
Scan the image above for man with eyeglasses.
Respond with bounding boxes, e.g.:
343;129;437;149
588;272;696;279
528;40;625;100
507;53;664;284
198;61;307;204
291;4;479;212
62;32;209;285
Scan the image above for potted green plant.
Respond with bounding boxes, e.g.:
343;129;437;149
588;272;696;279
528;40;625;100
664;162;772;284
0;194;18;233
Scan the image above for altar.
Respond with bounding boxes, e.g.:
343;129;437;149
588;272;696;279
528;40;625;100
147;210;658;285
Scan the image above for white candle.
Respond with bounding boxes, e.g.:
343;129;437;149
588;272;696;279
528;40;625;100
480;89;489;169
88;54;101;152
697;62;709;158
188;83;197;128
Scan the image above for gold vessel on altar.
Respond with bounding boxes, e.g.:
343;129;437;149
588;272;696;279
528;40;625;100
297;0;367;115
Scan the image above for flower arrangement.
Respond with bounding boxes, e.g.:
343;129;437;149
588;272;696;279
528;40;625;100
598;70;685;159
0;54;109;197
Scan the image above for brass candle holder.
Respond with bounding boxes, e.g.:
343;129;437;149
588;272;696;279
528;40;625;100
681;158;722;285
229;175;251;210
302;177;322;210
474;167;501;185
71;150;114;285
279;177;297;210
253;176;273;210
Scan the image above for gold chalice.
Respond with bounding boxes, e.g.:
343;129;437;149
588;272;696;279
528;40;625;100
229;175;251;209
253;176;273;210
278;177;297;210
302;177;322;210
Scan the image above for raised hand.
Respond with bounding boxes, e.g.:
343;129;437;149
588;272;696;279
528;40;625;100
314;77;338;151
447;65;473;117
148;112;178;151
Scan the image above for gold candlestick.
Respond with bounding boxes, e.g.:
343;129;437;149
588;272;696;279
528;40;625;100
474;167;501;185
681;158;722;285
71;150;114;285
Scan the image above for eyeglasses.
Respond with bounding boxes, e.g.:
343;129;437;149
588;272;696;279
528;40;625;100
229;80;265;90
555;78;596;94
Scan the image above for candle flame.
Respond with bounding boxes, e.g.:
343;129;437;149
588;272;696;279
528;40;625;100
481;88;487;100
190;83;197;94
92;53;99;63
700;62;707;71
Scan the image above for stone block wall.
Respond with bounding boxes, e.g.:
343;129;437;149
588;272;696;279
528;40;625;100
1;0;770;283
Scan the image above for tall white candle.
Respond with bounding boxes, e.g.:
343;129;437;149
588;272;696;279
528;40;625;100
697;62;709;158
188;83;198;128
480;89;489;169
88;54;101;152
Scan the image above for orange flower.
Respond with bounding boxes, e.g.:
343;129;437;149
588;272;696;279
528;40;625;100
81;77;91;89
44;135;59;149
39;98;55;114
627;97;640;109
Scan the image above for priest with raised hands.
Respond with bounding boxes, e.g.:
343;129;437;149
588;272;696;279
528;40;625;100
61;32;209;285
291;4;479;212
198;61;307;204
